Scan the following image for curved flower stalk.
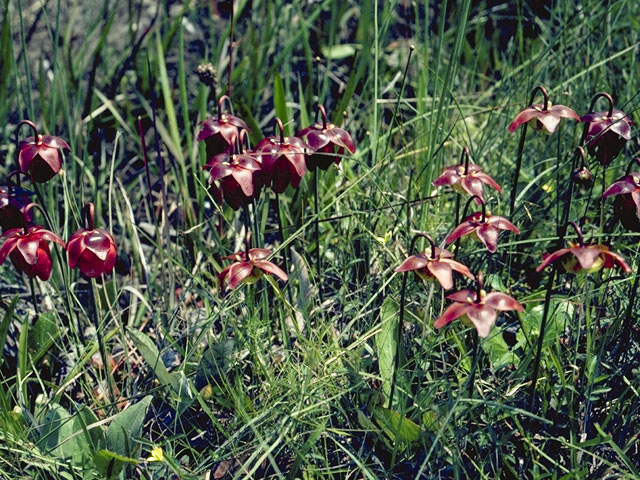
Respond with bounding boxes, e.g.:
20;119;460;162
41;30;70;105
445;197;519;253
297;104;355;171
508;85;580;134
432;146;501;204
602;158;640;232
535;221;631;275
68;203;117;278
0;223;65;280
203;130;262;210
434;272;523;338
219;247;288;290
255;118;308;193
198;95;249;158
580;92;632;166
395;234;473;290
17;120;70;183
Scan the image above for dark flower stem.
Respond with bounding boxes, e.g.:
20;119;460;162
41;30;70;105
314;170;323;304
227;1;234;98
390;232;431;408
275;192;290;289
242;203;251;259
466;331;479;397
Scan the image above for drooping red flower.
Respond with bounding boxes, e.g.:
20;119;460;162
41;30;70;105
508;86;580;134
0;185;33;232
434;274;523;338
67;203;117;278
255;118;308;193
602;164;640;232
445;200;519;253
395;242;474;290
197;95;249;158
0;225;65;280
580;92;632;166
219;247;288;290
17;120;70;183
203;131;262;210
536;221;631;275
432;147;501;204
297;105;355;171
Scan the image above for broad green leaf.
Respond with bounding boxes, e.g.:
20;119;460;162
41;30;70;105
320;43;359;60
375;297;398;399
105;395;152;457
127;327;180;392
72;405;105;465
372;406;420;444
482;327;520;369
273;71;291;137
195;340;234;389
93;449;139;479
517;299;573;348
37;404;75;460
422;410;439;433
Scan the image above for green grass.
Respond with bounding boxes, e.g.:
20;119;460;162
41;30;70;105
1;0;640;478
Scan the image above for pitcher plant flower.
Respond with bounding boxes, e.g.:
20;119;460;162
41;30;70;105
297;104;355;171
255;118;308;193
602;158;640;232
535;221;631;274
434;272;523;338
0;223;65;280
580;92;632;166
198;95;249;158
432;146;501;204
395;234;474;290
445;197;519;253
508;85;580;134
17;120;70;183
203;130;262;210
219;247;288;290
0;175;33;231
67;203;117;278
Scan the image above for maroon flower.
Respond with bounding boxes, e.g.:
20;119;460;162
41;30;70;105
432;147;501;204
219;247;288;290
203;131;262;210
0;184;33;232
434;273;523;338
17;120;70;183
197;95;249;158
67;203;117;278
508;86;580;134
297;105;355;171
445;199;519;253
536;222;631;274
0;225;65;280
255;118;308;193
395;235;474;290
602;163;640;232
581;92;632;166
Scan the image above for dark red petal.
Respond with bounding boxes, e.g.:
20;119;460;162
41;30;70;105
602;179;635;198
446;289;476;303
18;145;38;173
41;135;71;150
476;224;499;253
434;303;469;330
425;261;454;290
304;130;330;151
483;292;523;312
84;230;114;261
602;250;632;274
33;244;53;280
17;237;41;265
331;128;356;153
445;222;477;244
0;235;20;264
465;305;497;338
432;170;460;187
486;215;520;233
474;172;502;192
206;162;234;182
395;254;429;273
253;260;288;281
631;190;640;219
609;118;632;140
571;247;604;270
227;262;254;289
461;176;485;199
34;229;66;248
441;258;475;280
67;234;86;269
549;105;580;121
536;248;571;272
248;248;271;260
508;108;540;133
232;168;255;197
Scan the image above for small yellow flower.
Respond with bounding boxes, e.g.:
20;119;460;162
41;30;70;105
147;446;164;463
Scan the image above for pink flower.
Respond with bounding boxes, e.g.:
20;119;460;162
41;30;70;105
219;248;288;290
435;281;523;338
395;245;474;290
432;163;501;204
445;204;519;253
508;86;579;134
581;92;632;166
0;226;65;280
67;203;117;278
17;120;70;183
602;166;640;231
197;95;249;157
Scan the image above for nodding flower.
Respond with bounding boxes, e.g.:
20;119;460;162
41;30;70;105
602;158;640;232
432;146;501;204
0;210;65;281
17;120;70;183
0;172;33;232
67;203;117;278
508;85;580;134
445;197;519;253
219;247;288;290
297;105;355;171
198;95;249;158
536;221;631;275
395;234;474;290
203;130;262;210
580;92;632;166
255;118;308;193
434;272;523;338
